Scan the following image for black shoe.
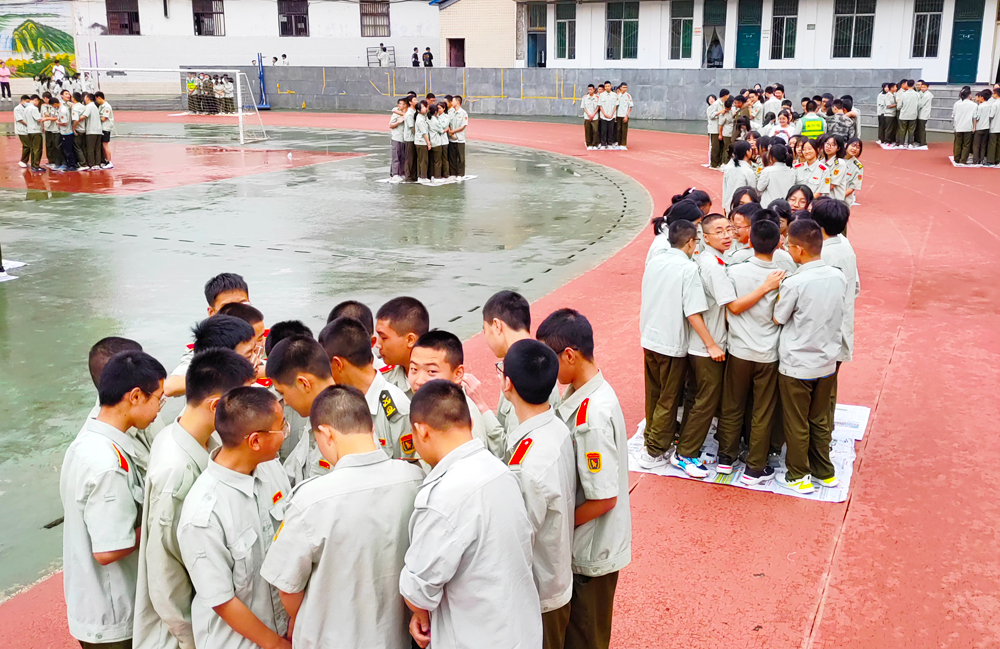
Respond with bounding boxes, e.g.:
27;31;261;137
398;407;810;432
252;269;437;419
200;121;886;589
740;465;775;486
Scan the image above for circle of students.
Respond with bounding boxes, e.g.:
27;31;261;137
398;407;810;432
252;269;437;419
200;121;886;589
387;91;471;184
12;88;115;172
62;274;632;649
640;179;859;493
185;72;237;116
943;82;1000;166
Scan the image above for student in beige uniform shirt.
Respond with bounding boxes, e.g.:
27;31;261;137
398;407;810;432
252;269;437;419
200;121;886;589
318;317;415;460
177;387;292;649
262;385;424;649
615;83;633;149
399;381;541;649
133;350;257;649
375;296;429;398
582;84;600;149
725;209;798;273
60;351;167;649
537;309;631;649
501;340;577;649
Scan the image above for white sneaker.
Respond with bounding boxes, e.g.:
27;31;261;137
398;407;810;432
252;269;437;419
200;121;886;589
587;146;595;150
417;177;431;185
637;449;668;470
462;175;474;181
816;475;840;488
776;473;816;494
78;166;90;171
619;146;628;150
102;162;114;169
18;161;26;168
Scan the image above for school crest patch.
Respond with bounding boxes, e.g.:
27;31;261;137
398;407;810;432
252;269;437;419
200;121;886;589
509;438;533;466
586;452;602;473
379;437;387;446
272;490;283;504
400;434;414;454
318;459;331;470
112;444;130;473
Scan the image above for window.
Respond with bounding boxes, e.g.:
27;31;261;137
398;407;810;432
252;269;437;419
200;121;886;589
832;0;875;58
770;0;798;59
556;3;576;59
279;0;309;37
528;3;547;30
911;0;942;57
606;2;639;60
360;1;390;37
107;0;140;35
193;0;225;36
670;1;693;59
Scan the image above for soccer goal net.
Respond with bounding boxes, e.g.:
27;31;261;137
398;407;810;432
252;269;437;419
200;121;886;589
76;68;268;144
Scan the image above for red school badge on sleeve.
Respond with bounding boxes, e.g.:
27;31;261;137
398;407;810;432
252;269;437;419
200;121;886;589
509;438;533;466
112;444;130;473
576;399;590;428
379;364;396;374
400;434;415;455
586;452;602;473
318;459;331;470
272;490;283;504
716;255;726;266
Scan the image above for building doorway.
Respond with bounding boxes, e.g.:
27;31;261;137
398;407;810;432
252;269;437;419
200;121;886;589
736;0;763;68
948;0;985;83
448;38;466;67
527;2;547;67
702;0;726;67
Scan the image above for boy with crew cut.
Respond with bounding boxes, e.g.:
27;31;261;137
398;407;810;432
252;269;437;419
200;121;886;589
319;317;415;460
502;339;576;649
582;84;599;150
638;220;707;471
448;95;468;179
989;87;1000;166
399;380;541;649
763;84;783;121
265;320;313;356
328;299;385;368
403;95;418;182
61;351;167;649
177;387;291;649
972;89;993;165
715;220;786;482
536;309;630;649
265;336;337;485
133;349;257;649
597;80;617;149
95;91;114;169
894;80;918;148
13;95;30;167
812;198;860;367
375;296;429;398
389;97;407;182
24;94;44;170
407;330;498;452
615;82;633;150
261;385;424;649
773;220;847;495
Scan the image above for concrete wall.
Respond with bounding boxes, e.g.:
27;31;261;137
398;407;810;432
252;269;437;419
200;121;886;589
440;0;518;67
238;65;920;120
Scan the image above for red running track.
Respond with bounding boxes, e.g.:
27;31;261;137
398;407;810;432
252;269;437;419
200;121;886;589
1;111;998;649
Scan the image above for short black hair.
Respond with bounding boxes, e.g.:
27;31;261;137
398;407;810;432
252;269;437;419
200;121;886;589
310;385;372;434
264;320;313;355
730;186;760;210
192;315;256;354
774;83;784;93
376;296;430;337
318;317;373;368
503;340;559;405
536;308;594;361
751;208;781;227
186;349;257;405
98;351;167;407
89;337;143;388
749;220;780;255
668;219;698;247
409;379;472;431
788;219;824;255
328;300;375;335
805;100;818;112
719;88;730;97
733;202;762;221
482;290;531;332
203;272;248;307
217;302;263;325
214;386;280;448
95;91;105;100
811;197;851;236
765;85;774;94
265;335;332;384
413;330;464;369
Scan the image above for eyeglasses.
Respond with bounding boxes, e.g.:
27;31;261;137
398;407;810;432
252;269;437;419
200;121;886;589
158;394;167;411
259;419;291;439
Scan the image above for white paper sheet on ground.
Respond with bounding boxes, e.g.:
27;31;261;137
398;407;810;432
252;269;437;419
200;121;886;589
626;404;871;503
700;164;724;173
878;142;928;151
1;260;26;271
376;176;477;184
947;156;997;168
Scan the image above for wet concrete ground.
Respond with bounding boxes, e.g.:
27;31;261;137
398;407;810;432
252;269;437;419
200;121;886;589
0;126;650;596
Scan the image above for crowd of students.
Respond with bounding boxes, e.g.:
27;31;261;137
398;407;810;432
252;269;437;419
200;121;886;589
387;91;470;184
948;84;1000;166
61;274;632;649
185;73;237;115
33;72;95;98
12;90;115;172
640;185;859;493
874;79;934;148
579;81;634;150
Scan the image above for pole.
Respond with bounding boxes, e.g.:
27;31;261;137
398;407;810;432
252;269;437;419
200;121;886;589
237;73;245;145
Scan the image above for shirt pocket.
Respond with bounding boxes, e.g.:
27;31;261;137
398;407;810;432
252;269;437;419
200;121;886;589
229;527;258;593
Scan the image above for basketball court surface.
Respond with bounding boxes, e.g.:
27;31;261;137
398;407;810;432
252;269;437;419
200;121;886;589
0;110;997;649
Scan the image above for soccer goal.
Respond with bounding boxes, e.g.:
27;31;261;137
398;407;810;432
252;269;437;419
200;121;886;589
77;67;268;144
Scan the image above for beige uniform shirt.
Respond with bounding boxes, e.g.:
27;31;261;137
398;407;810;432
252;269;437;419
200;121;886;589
399;440;541;648
555;372;631;576
581;94;599;120
505;409;576;612
640;247;708;357
60;418;144;643
689;246;737;355
365;371;415;460
88;399;165;479
261;451;423;649
725;256;784;363
821;235;860;362
282;423;331;486
380;364;413;398
482;379;562;457
774;260;847;379
177;458;290;649
134;422;221;649
598;91;618;120
389;110;405;142
726;246;797;274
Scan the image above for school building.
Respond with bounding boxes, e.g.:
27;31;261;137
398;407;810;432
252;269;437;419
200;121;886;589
438;0;1000;84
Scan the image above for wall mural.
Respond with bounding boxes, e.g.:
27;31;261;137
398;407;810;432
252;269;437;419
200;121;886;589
0;2;76;78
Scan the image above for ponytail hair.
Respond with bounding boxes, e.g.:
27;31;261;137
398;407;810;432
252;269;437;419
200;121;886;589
672;187;712;211
653;198;704;235
731;140;753;167
768;142;789;165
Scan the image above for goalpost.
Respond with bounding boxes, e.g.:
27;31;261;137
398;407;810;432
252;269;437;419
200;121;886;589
77;67;268;144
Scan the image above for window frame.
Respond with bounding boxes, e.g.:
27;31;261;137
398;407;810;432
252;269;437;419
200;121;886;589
832;0;876;59
360;1;391;38
605;1;639;61
556;3;577;60
278;0;310;37
670;0;694;59
192;0;226;37
106;0;141;36
770;0;798;59
910;0;943;58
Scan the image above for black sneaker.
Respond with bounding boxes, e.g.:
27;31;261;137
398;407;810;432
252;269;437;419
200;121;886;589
740;466;775;486
716;455;735;475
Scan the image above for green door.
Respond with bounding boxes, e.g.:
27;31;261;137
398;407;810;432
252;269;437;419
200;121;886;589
736;0;762;68
948;0;984;83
